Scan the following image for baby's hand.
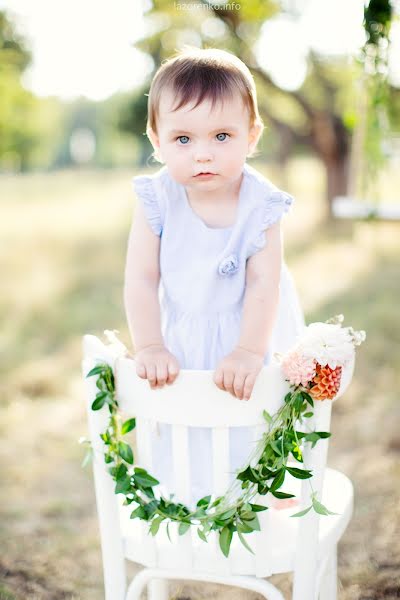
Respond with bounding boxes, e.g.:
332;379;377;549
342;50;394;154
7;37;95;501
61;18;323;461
213;346;264;401
135;344;180;389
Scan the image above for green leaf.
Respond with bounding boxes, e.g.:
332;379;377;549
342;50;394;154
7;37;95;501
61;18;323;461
270;468;286;492
240;510;255;521
237;520;254;534
191;507;206;519
86;365;106;377
144;500;158;519
249;503;268;512
303;431;331;449
218;507;236;521
315;431;331;439
286;466;313;479
294;393;303;412
237;530;255;555
178;521;191;535
291;441;303;462
197;528;207;542
118;441;134;464
257;483;269;495
115;476;131;494
284;392;292;404
260;465;275;479
244;515;260;531
149;516;164;536
312;498;339;516
115;463;128;481
210;496;223;508
91;392;108;410
219;526;233;557
121;418;136;434
166;523;172;542
96;378;107;391
262;409;273;425
134;468;159;488
271;491;296;499
130;506;147;519
290;505;313;518
301;391;314;405
100;431;110;443
236;466;260;483
303;412;314;418
304;432;319;448
270;440;282;456
196;495;211;508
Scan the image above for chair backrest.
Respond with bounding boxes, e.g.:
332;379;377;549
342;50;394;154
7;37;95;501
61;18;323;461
82;334;354;583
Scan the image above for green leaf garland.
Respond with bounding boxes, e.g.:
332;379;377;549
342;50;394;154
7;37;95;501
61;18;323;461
83;362;336;557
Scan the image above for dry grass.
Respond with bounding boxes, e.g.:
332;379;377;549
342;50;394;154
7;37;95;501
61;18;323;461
0;158;399;599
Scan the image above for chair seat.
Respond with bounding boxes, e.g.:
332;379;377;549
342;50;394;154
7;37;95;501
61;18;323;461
121;467;353;577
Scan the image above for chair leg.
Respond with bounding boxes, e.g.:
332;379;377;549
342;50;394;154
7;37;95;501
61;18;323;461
318;546;337;600
126;569;152;600
148;578;169;600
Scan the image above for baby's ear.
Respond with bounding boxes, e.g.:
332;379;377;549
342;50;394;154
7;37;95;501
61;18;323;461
147;128;163;163
248;121;263;154
147;127;160;151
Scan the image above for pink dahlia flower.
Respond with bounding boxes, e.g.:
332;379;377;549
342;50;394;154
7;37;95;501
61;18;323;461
281;350;317;387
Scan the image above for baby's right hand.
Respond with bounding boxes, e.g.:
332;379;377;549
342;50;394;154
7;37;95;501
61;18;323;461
134;344;180;389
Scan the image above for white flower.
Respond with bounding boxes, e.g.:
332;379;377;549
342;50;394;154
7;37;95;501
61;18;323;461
296;322;355;369
348;327;367;346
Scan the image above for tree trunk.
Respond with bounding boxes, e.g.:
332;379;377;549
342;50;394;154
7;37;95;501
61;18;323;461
310;112;351;213
324;153;350;212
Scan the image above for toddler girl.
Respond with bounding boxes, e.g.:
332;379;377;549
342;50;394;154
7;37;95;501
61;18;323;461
124;47;305;507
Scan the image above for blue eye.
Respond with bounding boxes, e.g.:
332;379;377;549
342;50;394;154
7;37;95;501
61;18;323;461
216;133;229;142
177;135;190;144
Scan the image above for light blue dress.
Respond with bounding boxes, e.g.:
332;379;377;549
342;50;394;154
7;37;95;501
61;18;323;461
132;162;305;506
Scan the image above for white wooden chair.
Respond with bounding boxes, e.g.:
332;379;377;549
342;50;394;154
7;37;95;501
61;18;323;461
82;335;355;600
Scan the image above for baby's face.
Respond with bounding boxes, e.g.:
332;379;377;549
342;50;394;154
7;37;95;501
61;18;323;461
149;89;261;192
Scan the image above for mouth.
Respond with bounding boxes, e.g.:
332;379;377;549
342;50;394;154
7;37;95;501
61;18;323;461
194;172;217;177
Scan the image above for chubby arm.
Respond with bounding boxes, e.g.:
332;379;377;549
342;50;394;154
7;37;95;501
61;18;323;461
124;200;163;349
214;222;282;400
124;201;179;386
238;221;282;355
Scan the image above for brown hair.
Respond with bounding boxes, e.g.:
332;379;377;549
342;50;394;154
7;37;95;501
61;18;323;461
146;47;263;140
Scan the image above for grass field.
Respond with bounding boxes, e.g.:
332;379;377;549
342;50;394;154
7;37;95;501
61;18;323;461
0;158;399;599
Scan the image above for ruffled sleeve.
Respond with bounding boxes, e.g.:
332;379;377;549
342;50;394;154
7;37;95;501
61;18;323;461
249;189;294;255
132;175;163;237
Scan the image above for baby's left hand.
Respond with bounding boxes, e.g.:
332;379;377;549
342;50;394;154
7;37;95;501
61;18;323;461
213;346;264;401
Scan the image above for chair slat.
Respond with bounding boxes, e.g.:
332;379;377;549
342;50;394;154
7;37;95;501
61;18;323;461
212;427;230;496
170;425;193;569
135;417;158;559
171;424;191;505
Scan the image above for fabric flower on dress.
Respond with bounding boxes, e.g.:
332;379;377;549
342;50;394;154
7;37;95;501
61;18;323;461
218;254;239;276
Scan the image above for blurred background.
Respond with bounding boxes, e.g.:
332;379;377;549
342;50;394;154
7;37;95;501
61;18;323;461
1;0;399;598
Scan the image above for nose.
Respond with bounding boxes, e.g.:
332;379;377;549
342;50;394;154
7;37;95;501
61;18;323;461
193;144;213;163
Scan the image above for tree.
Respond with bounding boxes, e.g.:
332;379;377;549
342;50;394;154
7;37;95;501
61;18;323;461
0;11;40;170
